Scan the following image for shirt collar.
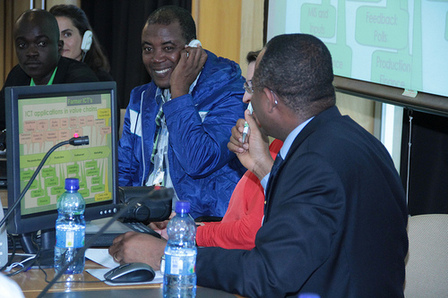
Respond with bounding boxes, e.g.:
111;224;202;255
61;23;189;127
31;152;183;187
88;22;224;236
30;67;58;86
279;116;314;159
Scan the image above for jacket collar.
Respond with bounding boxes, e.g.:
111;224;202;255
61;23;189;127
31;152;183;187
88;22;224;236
285;105;341;162
264;105;341;221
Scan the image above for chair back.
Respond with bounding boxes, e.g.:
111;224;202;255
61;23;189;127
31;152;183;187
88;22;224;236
404;214;448;297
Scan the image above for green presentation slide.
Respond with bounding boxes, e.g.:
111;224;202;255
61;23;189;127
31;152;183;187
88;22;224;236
17;94;113;215
267;0;448;97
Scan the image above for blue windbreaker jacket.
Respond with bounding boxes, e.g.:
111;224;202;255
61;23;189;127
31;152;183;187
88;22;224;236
118;50;247;218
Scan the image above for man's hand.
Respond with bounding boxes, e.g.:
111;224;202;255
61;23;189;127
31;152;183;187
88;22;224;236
170;46;207;99
228;118;250;154
228;110;273;180
108;231;167;270
148;211;176;240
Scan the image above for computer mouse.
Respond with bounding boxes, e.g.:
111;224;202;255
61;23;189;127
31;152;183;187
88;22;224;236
104;262;155;283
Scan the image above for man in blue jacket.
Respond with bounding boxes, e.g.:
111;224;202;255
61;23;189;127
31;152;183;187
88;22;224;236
118;6;246;218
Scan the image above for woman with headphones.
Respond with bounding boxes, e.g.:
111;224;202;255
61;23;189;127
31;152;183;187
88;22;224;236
50;4;113;81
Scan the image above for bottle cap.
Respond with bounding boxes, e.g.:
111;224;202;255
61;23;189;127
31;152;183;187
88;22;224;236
175;200;190;214
65;178;80;191
298;293;320;298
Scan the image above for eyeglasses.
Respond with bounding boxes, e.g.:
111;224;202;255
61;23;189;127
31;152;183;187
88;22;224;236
244;80;254;94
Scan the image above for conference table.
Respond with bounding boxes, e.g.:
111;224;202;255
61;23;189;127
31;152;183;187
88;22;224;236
8;259;241;297
2;189;242;297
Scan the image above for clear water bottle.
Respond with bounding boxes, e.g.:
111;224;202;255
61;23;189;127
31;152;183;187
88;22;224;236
163;200;197;298
54;178;86;274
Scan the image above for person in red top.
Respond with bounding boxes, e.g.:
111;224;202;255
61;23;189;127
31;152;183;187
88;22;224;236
198;137;282;248
195;50;283;249
109;51;282;258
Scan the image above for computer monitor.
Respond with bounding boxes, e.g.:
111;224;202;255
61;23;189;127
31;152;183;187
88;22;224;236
5;82;119;251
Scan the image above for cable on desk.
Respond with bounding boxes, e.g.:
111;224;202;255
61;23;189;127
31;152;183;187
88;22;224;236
39;266;105;284
0;234;16;272
2;230;105;282
4;255;37;277
3;233;39;276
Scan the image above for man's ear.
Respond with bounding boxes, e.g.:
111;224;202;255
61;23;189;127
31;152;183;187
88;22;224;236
58;40;64;54
263;87;278;112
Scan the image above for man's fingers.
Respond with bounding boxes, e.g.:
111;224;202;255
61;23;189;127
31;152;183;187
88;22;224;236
236;118;247;133
245;110;256;127
112;234;123;244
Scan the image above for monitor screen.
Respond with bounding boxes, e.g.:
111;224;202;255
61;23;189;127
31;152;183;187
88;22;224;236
5;82;119;235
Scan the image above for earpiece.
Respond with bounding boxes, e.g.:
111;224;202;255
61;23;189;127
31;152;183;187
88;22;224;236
186;39;201;57
271;90;278;106
187;39;201;48
81;30;93;53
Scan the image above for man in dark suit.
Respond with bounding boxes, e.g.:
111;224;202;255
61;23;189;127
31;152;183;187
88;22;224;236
109;34;409;297
196;34;408;297
0;8;98;131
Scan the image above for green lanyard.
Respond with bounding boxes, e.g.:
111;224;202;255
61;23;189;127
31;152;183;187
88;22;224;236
30;67;58;86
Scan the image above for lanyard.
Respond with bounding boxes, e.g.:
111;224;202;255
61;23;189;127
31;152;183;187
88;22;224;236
30;67;58;86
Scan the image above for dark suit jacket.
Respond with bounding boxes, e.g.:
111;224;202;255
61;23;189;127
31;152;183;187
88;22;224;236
0;56;99;130
196;106;408;298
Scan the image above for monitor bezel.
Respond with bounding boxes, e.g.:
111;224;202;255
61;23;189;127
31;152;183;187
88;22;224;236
5;82;119;235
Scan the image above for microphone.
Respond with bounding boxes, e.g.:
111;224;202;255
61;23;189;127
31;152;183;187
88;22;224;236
37;187;174;298
0;135;90;228
69;135;89;146
118;186;172;224
0;131;88;151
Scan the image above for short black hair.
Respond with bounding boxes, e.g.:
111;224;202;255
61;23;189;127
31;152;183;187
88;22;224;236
253;34;335;117
246;50;261;64
15;9;60;42
145;5;196;43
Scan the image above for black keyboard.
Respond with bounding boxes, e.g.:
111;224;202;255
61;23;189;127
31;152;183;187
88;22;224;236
123;221;160;235
86;220;161;247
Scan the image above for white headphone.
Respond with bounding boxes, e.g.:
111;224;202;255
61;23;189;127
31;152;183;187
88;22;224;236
81;30;93;53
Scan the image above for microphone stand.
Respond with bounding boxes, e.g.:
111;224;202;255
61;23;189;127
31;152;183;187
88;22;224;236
0;136;89;228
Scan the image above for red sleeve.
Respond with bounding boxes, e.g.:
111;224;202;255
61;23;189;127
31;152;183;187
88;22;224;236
196;172;264;250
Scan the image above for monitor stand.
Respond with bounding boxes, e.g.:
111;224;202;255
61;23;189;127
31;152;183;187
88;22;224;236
20;228;55;268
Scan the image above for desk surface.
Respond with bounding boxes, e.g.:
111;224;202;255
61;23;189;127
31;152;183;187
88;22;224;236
1;189;7;207
8;260;239;298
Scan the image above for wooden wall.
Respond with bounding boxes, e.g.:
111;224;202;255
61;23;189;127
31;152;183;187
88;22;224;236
0;1;28;85
192;0;264;77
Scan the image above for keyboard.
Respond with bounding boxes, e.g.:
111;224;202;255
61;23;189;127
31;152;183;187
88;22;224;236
85;219;161;247
122;221;160;235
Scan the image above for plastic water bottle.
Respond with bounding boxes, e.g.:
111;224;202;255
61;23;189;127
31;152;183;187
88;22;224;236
163;200;197;297
54;178;86;274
